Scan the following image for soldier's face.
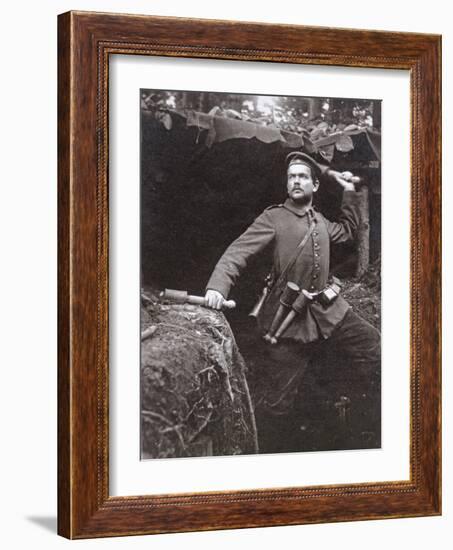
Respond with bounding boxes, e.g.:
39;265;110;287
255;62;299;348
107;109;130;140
287;163;319;204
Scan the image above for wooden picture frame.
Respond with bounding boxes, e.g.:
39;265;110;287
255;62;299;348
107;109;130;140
58;10;441;538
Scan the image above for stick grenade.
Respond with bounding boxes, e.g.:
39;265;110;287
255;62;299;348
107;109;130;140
272;290;314;343
160;289;236;309
263;282;300;344
349;175;366;191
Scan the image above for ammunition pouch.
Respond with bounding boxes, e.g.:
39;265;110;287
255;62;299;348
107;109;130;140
313;278;342;307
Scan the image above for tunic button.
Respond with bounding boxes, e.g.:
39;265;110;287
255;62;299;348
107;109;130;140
315;263;319;268
313;274;318;279
310;285;315;290
313;231;318;236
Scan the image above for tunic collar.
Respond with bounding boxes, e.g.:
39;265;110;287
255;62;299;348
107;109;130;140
283;198;316;219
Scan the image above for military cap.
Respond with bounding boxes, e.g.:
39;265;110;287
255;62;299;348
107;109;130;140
286;151;321;178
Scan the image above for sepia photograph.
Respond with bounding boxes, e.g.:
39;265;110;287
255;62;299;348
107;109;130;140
140;88;382;460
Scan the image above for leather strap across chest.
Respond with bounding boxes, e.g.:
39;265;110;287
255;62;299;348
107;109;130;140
271;219;317;294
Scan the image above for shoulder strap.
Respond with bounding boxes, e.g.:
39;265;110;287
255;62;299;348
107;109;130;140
272;219;316;292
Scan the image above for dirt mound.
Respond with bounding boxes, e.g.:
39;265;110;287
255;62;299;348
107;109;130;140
342;256;381;329
140;289;258;459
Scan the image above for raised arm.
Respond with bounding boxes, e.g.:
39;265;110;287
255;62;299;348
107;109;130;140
323;171;360;244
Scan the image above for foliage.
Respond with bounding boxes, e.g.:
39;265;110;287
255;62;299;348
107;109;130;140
141;90;381;140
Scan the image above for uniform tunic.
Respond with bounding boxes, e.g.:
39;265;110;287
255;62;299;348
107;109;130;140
206;191;360;343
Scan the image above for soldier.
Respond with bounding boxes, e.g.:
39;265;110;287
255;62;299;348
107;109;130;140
204;152;380;445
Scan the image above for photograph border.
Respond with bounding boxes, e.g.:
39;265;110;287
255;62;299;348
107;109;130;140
58;11;441;538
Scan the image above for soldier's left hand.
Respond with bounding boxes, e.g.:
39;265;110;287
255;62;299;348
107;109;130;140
327;169;357;192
